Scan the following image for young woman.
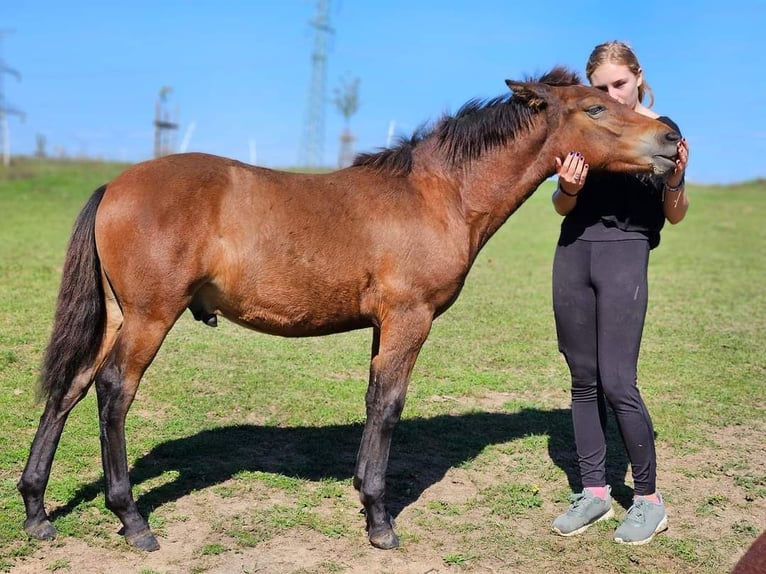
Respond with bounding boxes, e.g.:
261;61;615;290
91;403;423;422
550;41;689;545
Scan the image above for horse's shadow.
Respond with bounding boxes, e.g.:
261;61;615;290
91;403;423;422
49;408;634;524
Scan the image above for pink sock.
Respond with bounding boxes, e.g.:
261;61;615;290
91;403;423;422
585;486;608;500
636;493;661;504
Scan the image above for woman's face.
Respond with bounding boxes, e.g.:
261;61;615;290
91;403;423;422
588;62;642;110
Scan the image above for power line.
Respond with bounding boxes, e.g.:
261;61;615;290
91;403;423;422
299;0;333;168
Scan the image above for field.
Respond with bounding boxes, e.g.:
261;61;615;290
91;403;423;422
0;159;764;573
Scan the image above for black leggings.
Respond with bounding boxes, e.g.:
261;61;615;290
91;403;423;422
552;239;657;495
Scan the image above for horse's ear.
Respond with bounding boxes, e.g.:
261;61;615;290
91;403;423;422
505;80;548;110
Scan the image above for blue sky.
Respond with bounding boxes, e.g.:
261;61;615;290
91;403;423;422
1;1;764;184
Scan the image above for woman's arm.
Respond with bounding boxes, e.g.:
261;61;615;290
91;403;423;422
663;138;690;224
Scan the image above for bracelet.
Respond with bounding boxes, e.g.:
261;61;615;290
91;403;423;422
664;181;683;192
558;185;578;197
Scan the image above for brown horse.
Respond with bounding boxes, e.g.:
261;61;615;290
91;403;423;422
732;530;766;573
18;67;680;552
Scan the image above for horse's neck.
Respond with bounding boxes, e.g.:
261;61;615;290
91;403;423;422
458;134;555;255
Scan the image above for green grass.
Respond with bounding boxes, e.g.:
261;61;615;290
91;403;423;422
0;158;764;573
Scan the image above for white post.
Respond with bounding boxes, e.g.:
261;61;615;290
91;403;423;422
179;121;195;153
386;120;396;148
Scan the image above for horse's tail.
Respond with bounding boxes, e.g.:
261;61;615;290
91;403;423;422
38;185;108;404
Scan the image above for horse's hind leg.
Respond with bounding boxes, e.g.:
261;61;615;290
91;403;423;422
354;308;432;549
18;292;123;541
18;373;96;540
94;314;173;552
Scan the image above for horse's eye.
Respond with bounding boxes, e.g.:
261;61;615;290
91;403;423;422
587;105;606;116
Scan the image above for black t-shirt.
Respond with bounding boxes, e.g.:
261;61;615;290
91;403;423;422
558;116;681;250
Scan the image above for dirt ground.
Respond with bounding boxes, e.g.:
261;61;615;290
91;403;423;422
8;394;766;574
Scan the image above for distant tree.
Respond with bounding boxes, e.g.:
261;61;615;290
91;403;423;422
333;75;360;126
333;75;360;168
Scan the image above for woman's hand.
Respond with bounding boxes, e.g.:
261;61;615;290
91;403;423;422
555;151;589;196
668;138;689;186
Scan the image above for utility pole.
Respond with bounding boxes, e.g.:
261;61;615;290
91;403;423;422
299;0;333;168
0;29;24;167
153;86;178;158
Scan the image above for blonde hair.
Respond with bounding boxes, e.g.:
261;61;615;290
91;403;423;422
585;41;654;108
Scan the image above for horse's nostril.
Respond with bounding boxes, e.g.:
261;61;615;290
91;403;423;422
665;131;681;143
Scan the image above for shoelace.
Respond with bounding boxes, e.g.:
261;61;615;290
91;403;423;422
568;492;590;512
625;500;647;524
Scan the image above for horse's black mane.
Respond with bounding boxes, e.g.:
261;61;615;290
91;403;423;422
352;67;581;175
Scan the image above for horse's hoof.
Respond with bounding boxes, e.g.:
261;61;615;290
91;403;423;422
369;529;400;549
24;519;57;541
125;529;160;552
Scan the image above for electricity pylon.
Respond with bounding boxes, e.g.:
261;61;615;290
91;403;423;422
299;0;333;168
0;29;24;167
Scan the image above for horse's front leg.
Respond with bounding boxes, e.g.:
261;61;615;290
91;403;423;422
354;310;432;549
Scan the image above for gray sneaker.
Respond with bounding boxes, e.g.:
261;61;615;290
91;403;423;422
613;496;668;545
552;486;615;537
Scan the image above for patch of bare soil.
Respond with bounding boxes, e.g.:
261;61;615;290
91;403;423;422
9;396;766;574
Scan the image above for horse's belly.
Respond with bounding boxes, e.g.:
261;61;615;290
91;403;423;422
225;310;371;337
195;277;371;337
